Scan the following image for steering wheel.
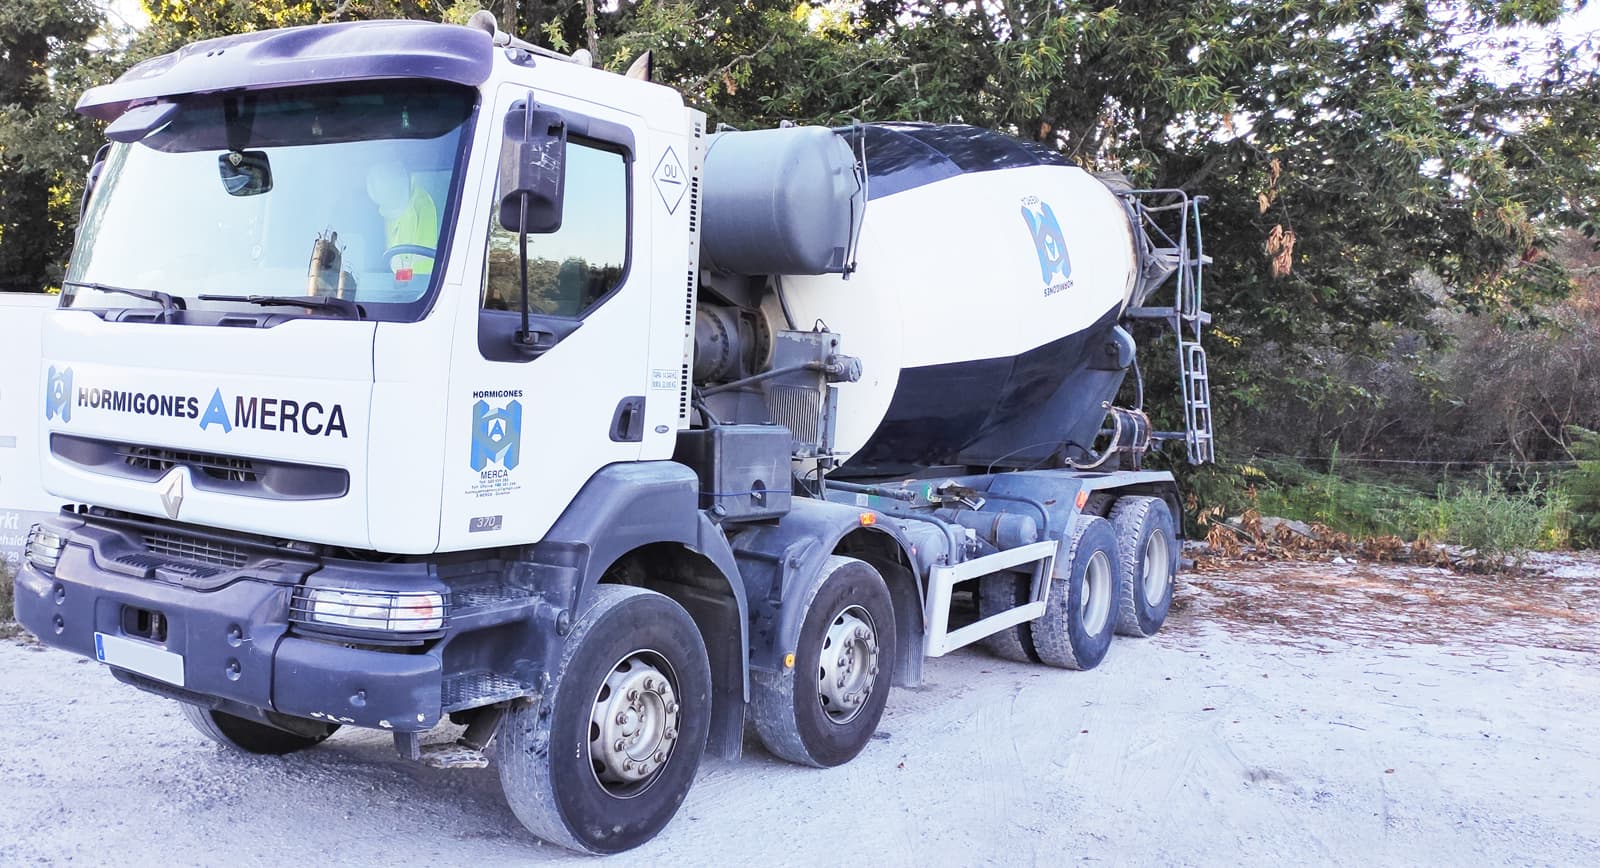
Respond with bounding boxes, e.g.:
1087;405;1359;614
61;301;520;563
383;243;437;261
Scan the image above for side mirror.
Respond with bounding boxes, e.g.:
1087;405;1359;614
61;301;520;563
497;99;567;234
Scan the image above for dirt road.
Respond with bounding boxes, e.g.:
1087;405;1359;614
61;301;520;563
3;555;1598;865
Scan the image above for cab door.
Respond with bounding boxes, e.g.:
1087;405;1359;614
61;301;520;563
437;84;654;551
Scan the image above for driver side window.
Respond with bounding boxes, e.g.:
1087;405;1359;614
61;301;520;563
482;139;629;318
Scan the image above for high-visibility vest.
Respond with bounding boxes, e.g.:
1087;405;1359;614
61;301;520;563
386;184;438;277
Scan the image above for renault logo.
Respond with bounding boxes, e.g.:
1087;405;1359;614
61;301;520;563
160;474;185;519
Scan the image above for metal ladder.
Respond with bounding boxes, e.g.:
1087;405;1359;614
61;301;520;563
1119;189;1215;465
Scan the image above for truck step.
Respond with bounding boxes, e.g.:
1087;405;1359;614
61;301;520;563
442;671;528;712
420;741;490;770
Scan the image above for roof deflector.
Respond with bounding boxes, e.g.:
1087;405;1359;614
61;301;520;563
77;20;493;121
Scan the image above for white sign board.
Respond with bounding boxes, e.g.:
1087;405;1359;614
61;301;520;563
1;293;66;569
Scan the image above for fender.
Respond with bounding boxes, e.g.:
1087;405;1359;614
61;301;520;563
729;498;918;673
519;460;751;758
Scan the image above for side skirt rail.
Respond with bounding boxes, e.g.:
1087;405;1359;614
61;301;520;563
923;540;1058;658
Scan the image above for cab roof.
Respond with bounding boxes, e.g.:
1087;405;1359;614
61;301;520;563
77;20;493;121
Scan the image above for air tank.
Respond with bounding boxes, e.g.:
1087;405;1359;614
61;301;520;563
699;123;1146;476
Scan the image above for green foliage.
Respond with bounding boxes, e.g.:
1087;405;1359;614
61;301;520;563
1442;472;1565;568
1194;456;1568;562
0;560;17;639
0;0;111;291
1563;426;1600;548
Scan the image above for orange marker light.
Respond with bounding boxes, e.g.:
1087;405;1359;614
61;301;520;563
859;512;877;526
1075;490;1089;510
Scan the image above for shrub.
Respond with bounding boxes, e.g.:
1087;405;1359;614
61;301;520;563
1564;426;1600;549
1444;471;1565;569
0;561;17;639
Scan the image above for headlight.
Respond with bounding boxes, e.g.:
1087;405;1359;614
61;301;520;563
25;524;66;573
292;587;446;633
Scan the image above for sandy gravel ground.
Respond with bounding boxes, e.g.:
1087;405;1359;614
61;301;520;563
3;553;1598;866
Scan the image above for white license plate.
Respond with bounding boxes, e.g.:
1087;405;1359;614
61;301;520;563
94;632;186;687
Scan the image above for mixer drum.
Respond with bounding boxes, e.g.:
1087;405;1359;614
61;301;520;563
698;123;1145;475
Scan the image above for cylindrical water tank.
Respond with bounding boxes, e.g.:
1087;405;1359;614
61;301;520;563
699;126;860;276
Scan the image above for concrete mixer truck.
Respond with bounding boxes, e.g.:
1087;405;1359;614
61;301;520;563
12;15;1215;854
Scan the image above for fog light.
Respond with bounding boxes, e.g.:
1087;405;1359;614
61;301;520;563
25;524;65;573
294;587;446;633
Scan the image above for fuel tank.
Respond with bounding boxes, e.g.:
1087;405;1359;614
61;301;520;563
700;123;1144;475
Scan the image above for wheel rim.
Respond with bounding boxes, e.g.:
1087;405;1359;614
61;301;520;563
589;650;680;797
817;605;880;725
1142;531;1172;608
1080;550;1113;635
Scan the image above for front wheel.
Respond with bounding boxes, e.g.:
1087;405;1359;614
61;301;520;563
496;585;712;855
179;703;337;754
751;556;896;768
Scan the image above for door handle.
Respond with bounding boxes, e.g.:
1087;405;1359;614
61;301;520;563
610;396;646;442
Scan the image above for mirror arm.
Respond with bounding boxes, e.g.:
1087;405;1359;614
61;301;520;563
516;192;534;351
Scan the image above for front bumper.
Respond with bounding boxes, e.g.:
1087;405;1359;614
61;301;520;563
12;515;446;733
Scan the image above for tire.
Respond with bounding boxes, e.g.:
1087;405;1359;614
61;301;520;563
1111;496;1179;637
496;585;712;855
179;703;337;755
978;571;1037;663
751;556;896;768
1031;517;1121;670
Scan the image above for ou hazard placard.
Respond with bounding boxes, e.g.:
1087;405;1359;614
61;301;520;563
654;147;687;214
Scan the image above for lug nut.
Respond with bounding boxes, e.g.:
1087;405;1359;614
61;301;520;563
644;678;654;690
628;689;639;701
614;739;625;752
623;760;633;771
616;712;628;725
654;750;666;762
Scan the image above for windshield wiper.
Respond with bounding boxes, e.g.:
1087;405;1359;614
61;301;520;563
198;294;365;320
63;281;185;319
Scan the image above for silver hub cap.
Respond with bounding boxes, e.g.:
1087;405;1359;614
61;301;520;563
1142;531;1172;608
817;606;879;724
1081;550;1113;635
590;653;679;791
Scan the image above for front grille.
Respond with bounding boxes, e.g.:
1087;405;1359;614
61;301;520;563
51;433;348;500
140;531;250;568
117;444;259;483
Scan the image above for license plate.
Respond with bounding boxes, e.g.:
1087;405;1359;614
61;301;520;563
94;632;185;687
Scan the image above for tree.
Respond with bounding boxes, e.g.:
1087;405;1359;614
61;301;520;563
0;0;107;291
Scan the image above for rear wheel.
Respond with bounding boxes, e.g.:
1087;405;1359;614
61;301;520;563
978;571;1037;663
1111;496;1179;637
179;703;337;755
751;556;895;767
497;585;712;855
1031;517;1121;670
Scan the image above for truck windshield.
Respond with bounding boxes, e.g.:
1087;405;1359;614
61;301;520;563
63;81;476;322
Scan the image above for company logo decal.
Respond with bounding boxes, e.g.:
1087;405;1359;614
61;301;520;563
57;377;348;438
1020;196;1074;296
467;390;524;499
45;367;73;422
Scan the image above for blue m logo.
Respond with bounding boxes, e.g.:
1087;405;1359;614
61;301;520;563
470;399;522;471
1020;201;1072;285
45;366;72;423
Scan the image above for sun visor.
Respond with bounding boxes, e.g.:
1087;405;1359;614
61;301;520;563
77;20;492;121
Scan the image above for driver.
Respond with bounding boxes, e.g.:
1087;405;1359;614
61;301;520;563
365;160;438;280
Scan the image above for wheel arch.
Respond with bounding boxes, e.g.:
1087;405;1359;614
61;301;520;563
730;499;918;677
523;462;750;760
